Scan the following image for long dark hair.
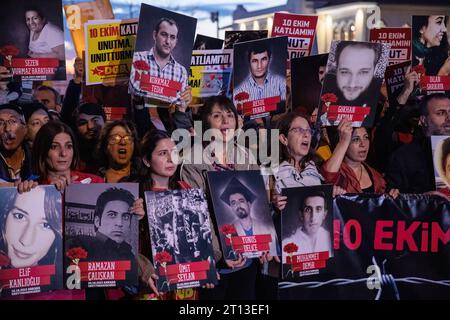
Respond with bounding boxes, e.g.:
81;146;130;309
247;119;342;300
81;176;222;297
140;129;179;190
96;119;141;181
277;112;315;171
0;186;62;267
32;121;79;179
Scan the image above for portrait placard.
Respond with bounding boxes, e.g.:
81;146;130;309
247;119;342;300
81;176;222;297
144;188;217;292
207;170;278;260
0;186;63;297
64;183;139;289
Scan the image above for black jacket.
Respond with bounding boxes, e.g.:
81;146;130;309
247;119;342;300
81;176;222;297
0;143;33;182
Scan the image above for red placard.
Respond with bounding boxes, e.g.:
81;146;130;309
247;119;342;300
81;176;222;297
271;12;318;59
80;271;126;282
12;58;59;68
234;242;270;253
286;251;329;265
241;96;281;116
166;271;208;284
103;107;128;114
138;73;182;91
78;260;131;272
158;260;210;276
291;259;327;272
322;105;371;122
225;234;273;246
1;275;52;289
420;76;450;91
369;28;411;65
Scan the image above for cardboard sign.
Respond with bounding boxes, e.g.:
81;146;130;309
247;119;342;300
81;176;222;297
64;183;139;289
384;60;411;106
189;49;233;99
0;186;63;297
129;3;197;104
271;12;318;60
318;40;390;127
144;189;217;292
0;0;67;80
233;36;288;119
281;185;333;279
207;171;279;260
85;19;137;85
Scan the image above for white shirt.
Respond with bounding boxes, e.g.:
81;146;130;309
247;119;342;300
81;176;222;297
29;22;64;55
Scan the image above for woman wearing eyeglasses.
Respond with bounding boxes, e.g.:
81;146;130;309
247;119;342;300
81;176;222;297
96;120;141;183
271;112;328;210
321;119;399;196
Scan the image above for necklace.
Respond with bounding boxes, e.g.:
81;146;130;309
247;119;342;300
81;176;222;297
357;164;364;181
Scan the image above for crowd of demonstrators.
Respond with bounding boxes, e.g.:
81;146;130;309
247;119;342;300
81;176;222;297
0;23;448;302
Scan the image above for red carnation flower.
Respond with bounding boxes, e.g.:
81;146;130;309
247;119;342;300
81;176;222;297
0;45;20;57
412;65;426;76
234;91;250;102
133;60;150;71
321;93;338;104
66;247;88;260
155;251;173;264
0;253;10;267
283;243;298;254
220;224;237;235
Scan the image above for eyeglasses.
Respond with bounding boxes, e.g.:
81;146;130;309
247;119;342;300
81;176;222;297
351;135;370;144
0;118;24;129
108;134;133;145
289;127;313;136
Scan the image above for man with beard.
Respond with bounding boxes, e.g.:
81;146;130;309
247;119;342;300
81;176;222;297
220;177;278;256
387;93;450;194
129;17;193;136
0;104;33;184
73;103;105;174
282;191;332;261
130;17;188;105
320;41;383;127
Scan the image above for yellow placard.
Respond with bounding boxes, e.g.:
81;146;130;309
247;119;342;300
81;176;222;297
189;49;233;99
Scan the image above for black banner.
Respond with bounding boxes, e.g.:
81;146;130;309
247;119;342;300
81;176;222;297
279;194;450;300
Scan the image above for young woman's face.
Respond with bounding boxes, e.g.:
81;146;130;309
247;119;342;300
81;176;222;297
5;188;56;268
421;15;447;48
106;125;134;168
25;10;45;33
149;138;177;178
46;132;74;174
207;104;236;142
345;127;370;163
283;116;312;160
